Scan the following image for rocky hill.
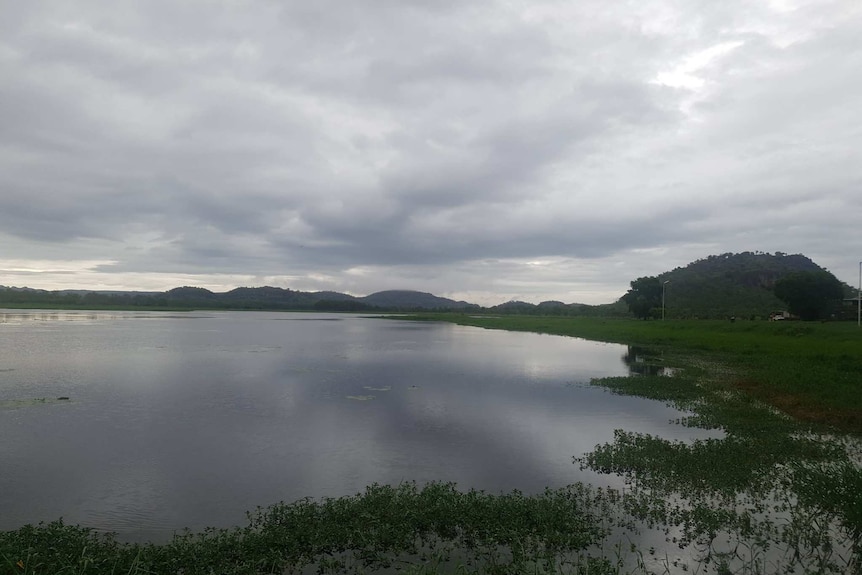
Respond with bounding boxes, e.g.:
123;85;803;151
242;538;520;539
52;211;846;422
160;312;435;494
651;252;853;319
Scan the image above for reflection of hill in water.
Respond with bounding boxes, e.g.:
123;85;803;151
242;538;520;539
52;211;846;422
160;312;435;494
622;345;674;376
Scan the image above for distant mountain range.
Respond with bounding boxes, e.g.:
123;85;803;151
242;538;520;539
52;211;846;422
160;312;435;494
0;252;855;318
0;285;480;312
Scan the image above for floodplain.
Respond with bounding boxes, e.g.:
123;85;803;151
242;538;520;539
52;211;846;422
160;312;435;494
1;312;860;574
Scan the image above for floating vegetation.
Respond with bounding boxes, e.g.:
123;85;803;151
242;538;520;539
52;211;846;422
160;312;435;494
0;397;72;409
346;395;375;401
581;364;862;574
244;346;281;353
363;385;391;392
0;482;622;575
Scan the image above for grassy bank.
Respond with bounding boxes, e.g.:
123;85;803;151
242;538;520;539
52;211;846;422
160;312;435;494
402;315;862;433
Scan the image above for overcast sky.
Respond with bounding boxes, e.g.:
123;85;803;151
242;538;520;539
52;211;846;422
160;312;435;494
1;1;860;305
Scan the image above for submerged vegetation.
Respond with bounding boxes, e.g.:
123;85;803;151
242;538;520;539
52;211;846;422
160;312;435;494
3;315;861;573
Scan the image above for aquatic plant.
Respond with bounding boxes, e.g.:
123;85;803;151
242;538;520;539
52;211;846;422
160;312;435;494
581;366;861;574
0;482;628;574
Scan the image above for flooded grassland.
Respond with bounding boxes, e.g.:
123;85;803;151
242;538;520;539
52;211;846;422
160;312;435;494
1;312;860;574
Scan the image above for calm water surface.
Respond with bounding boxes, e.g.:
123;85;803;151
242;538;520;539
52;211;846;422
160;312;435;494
0;310;714;542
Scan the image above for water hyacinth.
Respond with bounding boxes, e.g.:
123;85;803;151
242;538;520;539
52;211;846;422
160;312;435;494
1;483;623;574
581;367;862;574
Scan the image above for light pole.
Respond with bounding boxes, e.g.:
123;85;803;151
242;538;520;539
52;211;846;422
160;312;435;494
858;261;861;328
662;280;670;321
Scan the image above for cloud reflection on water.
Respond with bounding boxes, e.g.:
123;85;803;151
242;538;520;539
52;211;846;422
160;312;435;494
0;311;720;542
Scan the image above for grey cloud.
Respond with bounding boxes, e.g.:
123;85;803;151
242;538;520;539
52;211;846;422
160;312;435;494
1;0;860;303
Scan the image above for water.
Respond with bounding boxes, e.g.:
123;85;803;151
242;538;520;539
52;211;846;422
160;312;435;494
0;310;715;542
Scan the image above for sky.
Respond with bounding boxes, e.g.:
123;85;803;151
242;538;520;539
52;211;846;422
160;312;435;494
1;1;861;306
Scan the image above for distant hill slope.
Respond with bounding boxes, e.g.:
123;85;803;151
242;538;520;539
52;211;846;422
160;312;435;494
359;290;478;310
0;285;477;311
160;286;480;310
2;251;851;317
652;252;851;319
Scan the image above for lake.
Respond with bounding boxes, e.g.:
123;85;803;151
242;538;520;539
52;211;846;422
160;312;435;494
0;310;715;542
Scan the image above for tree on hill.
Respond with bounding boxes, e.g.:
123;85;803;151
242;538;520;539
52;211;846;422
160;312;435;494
773;271;845;320
622;276;663;319
635;252;851;319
